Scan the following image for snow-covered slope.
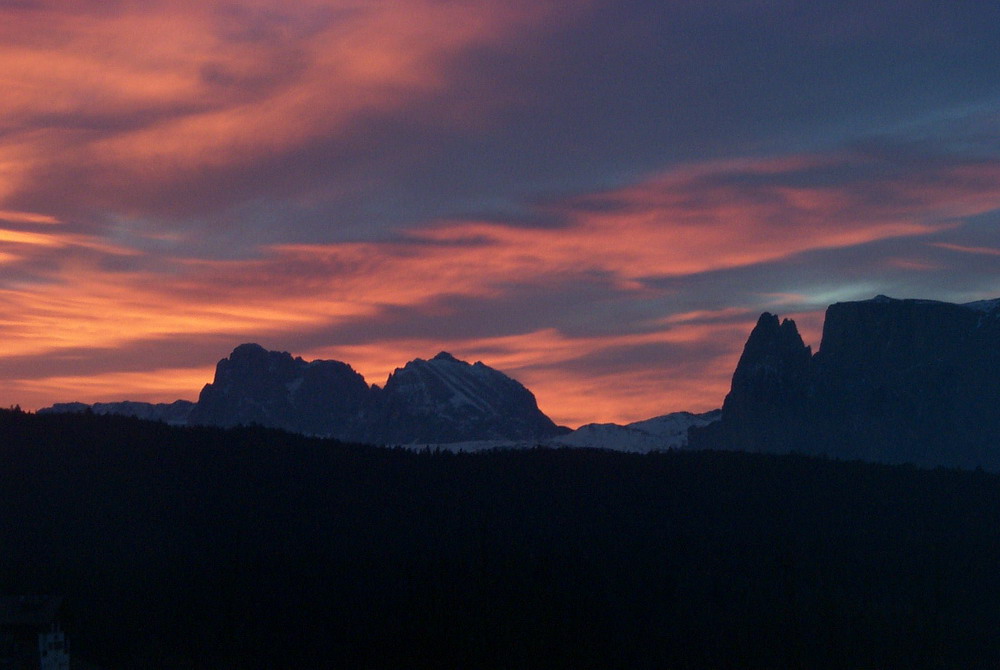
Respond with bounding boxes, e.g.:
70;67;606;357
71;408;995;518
550;410;721;452
963;297;1000;313
367;352;565;444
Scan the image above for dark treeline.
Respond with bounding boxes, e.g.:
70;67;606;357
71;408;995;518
3;408;1000;668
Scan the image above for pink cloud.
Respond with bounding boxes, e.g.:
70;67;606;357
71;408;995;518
0;1;576;213
931;242;1000;257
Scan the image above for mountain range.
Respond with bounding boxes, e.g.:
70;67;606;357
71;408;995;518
43;345;571;445
39;294;1000;465
39;399;196;426
41;344;719;450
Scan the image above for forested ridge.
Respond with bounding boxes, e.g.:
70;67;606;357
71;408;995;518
3;407;1000;668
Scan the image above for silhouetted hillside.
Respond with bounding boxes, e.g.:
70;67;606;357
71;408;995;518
4;408;1000;668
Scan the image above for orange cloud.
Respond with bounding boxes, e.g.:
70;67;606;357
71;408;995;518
0;210;61;225
240;155;1000;309
0;1;573;210
392;159;993;290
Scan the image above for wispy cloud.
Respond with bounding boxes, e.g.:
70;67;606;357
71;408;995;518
0;1;573;219
931;242;1000;257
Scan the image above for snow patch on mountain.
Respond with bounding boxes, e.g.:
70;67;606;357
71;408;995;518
549;410;721;452
963;298;1000;313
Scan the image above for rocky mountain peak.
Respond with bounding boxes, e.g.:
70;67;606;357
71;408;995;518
187;344;369;437
371;352;563;444
731;313;811;387
713;312;813;453
231;342;268;357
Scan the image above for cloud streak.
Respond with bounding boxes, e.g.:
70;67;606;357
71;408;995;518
1;1;574;222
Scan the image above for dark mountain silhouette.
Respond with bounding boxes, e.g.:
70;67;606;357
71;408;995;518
551;409;721;451
691;295;1000;468
365;351;564;444
185;344;564;443
38;399;195;425
186;343;370;438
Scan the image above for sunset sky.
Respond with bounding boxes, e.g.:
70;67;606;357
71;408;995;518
2;1;999;427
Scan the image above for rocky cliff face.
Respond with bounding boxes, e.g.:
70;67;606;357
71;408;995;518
692;296;1000;469
717;313;813;453
187;343;370;439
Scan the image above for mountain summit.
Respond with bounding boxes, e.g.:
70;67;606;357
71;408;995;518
187;343;370;437
367;351;564;444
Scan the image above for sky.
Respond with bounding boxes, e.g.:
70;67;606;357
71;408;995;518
1;1;999;427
